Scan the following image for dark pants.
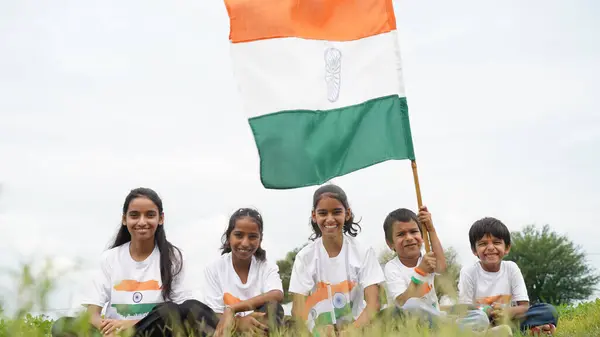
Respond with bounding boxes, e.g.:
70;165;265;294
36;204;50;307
519;303;559;332
51;300;219;337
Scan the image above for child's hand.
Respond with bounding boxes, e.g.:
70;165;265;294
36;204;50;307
236;312;268;335
418;206;435;232
417;252;436;274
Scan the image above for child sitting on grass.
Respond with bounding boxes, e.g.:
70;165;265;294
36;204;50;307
382;206;447;314
458;217;558;335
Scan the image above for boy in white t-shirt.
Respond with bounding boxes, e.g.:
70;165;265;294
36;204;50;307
381;207;454;323
289;184;385;337
458;217;558;335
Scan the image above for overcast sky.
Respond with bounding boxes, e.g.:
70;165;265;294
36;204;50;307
1;0;599;317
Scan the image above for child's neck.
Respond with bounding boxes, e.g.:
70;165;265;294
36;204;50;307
399;255;420;268
129;239;155;262
480;261;502;272
232;255;252;284
322;234;343;258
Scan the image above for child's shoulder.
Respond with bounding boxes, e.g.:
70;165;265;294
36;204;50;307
383;256;401;272
343;234;375;255
501;260;521;272
295;239;320;261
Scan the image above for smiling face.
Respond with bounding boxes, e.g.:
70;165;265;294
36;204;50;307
122;196;163;242
388;220;423;259
473;234;510;271
312;196;350;240
229;216;261;262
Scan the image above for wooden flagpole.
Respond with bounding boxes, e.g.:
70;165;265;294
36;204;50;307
411;160;431;253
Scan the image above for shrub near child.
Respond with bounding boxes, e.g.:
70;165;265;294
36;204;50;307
201;208;285;337
289;184;385;337
52;188;211;337
458;217;558;335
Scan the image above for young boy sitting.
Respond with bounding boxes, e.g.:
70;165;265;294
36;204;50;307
458;217;558;335
382;206;447;318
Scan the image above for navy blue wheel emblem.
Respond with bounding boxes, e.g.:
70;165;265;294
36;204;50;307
332;292;347;309
133;292;143;303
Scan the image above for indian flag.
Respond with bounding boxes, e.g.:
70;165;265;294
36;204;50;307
225;0;415;189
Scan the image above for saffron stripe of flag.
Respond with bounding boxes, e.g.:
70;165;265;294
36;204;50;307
226;0;415;189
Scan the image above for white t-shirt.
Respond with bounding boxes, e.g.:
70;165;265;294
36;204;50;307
289;235;385;333
81;242;191;320
201;252;283;316
458;260;529;307
384;256;439;310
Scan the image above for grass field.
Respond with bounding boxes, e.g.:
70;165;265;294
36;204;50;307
1;299;598;337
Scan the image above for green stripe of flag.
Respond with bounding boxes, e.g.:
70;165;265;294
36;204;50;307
248;95;415;189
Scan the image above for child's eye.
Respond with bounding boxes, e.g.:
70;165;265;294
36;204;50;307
396;232;405;237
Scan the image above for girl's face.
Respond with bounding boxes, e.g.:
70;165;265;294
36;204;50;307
229;216;261;261
388;220;423;259
122;196;163;241
312;196;350;239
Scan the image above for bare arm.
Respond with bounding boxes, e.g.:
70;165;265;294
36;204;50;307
418;206;446;273
353;284;381;328
228;290;284;314
86;305;104;330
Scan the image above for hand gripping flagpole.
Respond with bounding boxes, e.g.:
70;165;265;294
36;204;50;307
411;160;432;253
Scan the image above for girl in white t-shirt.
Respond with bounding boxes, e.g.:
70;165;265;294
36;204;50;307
52;188;213;337
202;208;284;337
289;184;385;337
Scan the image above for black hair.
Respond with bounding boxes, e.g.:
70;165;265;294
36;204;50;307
309;184;361;240
111;187;182;301
468;217;511;252
382;208;422;244
220;208;266;261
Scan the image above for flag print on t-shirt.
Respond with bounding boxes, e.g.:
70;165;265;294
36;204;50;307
110;279;162;318
304;280;357;328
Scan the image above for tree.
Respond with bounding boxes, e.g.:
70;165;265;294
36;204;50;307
505;224;599;305
276;245;306;304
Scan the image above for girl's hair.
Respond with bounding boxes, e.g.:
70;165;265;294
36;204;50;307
309;184;361;240
220;208;266;261
111;187;183;301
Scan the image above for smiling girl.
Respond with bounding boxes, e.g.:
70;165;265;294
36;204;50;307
201;208;284;337
52;188;202;337
289;184;385;336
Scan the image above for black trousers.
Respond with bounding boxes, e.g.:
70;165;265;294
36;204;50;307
51;300;219;337
52;300;284;337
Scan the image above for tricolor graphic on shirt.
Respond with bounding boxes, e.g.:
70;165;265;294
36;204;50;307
476;294;512;306
223;293;242;306
111;280;161;317
304;280;356;332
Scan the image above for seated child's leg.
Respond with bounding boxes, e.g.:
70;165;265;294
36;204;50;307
456;309;490;332
134;301;185;337
519;303;558;335
255;301;285;328
51;316;102;337
178;299;219;336
401;298;444;328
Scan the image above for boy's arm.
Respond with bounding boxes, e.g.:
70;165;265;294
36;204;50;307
418;206;446;273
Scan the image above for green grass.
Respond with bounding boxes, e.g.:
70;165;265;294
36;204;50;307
1;300;599;337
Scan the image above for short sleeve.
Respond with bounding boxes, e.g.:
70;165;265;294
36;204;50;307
358;247;385;289
262;261;284;293
457;266;475;305
201;263;225;313
509;263;529;303
384;262;410;301
81;252;112;308
170;251;193;304
288;254;314;296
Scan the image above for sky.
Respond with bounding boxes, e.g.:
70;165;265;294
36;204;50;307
1;0;599;317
